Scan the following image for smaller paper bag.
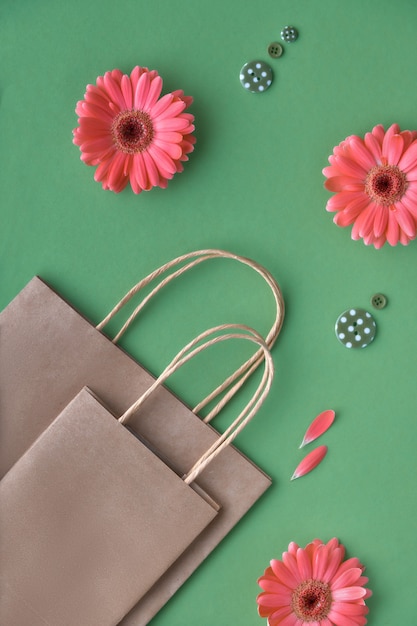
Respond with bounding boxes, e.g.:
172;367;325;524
0;388;219;626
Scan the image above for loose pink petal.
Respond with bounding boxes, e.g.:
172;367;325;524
299;410;335;448
291;445;328;480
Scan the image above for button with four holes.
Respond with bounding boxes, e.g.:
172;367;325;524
281;25;299;42
268;42;284;58
371;293;387;310
335;308;377;349
239;60;273;93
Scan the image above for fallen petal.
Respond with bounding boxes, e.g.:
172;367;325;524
291;445;328;480
299;410;336;448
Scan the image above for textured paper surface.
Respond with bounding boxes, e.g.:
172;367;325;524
0;278;271;625
0;388;218;626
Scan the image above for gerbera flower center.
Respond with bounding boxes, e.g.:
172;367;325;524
112;110;154;154
291;579;332;622
365;164;407;206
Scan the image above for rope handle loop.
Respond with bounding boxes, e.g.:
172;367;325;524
118;324;274;485
96;249;284;423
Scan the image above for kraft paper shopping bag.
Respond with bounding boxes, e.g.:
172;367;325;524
0;326;273;626
0;249;285;624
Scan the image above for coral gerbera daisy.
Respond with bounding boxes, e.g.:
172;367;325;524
257;538;372;625
73;66;195;194
323;123;417;248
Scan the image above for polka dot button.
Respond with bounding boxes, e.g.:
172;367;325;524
268;42;284;58
335;308;376;349
281;25;299;42
239;60;273;93
371;293;387;309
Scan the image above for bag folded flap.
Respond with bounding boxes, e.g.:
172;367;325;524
0;388;218;626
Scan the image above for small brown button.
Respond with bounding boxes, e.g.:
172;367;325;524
268;42;284;58
371;293;387;309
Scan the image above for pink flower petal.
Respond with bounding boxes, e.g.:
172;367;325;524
257;593;292;607
322;547;344;583
120;74;133;109
131;153;150;192
282;551;303;584
327;611;368;626
331;567;363;590
278;614;299;626
331;602;369;617
152;138;183;160
143;75;163;111
291;445;328;480
270;558;299;589
386;209;400;245
384;133;404;165
333;196;370;227
394;203;417;237
345;136;376;170
313;543;330;580
373;203;388;237
266;606;293;624
134;71;151;109
332;586;368;602
382;123;401;157
364;131;382;163
296;547;312;580
326;191;365;212
324;176;364;193
142;150;162;187
102;71;125;111
333;155;367;178
400;194;417;219
147;144;176;177
299;409;335;447
258;578;292;596
399;140;417;172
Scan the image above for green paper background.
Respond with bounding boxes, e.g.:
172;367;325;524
1;1;417;624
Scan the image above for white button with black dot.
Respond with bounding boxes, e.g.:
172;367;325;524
239;60;273;93
335;308;376;349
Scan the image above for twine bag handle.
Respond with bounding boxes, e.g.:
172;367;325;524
118;324;274;485
97;249;284;422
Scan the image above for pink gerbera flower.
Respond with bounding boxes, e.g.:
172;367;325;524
257;538;372;626
73;66;195;193
323;123;417;248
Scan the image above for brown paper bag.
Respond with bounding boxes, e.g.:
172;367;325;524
0;249;285;625
0;326;274;626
